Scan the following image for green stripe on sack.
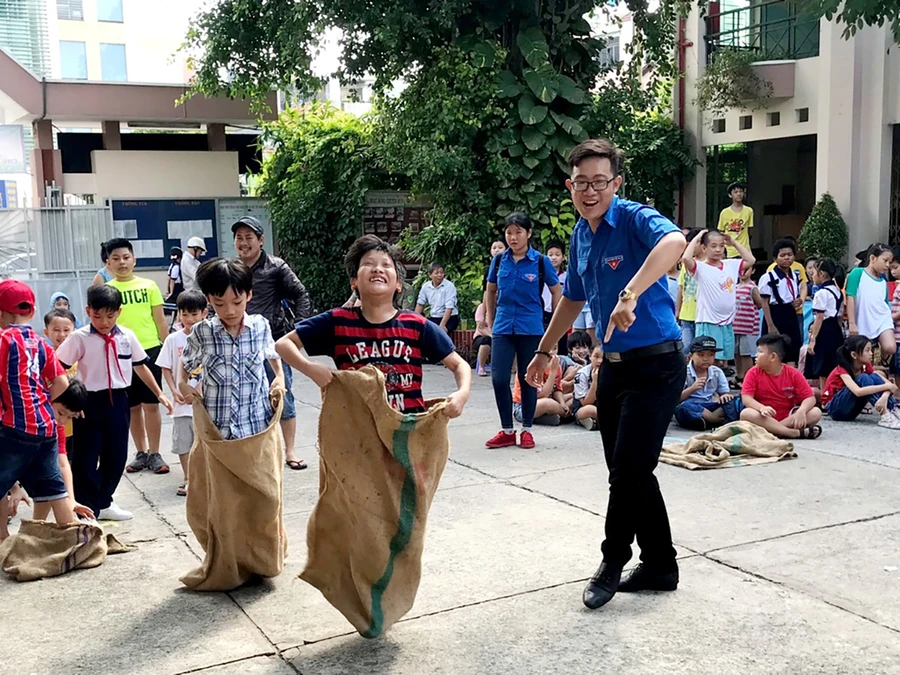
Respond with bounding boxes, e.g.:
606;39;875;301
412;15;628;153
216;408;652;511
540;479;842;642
363;415;419;639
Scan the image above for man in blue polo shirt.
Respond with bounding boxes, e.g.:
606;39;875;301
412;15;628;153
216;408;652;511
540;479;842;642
528;138;687;611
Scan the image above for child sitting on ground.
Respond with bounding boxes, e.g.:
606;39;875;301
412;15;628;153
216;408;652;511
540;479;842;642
673;336;742;431
573;342;603;430
821;335;900;428
558;331;591;396
156;290;207;496
740;334;823;439
513;353;568;426
0;280;76;539
276;235;471;417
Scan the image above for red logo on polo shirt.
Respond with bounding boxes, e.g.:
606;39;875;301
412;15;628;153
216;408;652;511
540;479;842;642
525;274;537;282
604;255;624;270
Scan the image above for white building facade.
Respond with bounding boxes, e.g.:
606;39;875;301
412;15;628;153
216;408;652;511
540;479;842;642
677;0;900;260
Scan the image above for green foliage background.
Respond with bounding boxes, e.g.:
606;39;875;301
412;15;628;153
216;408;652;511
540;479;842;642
799;193;849;263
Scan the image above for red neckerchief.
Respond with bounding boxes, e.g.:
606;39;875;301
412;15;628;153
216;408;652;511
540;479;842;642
94;327;125;402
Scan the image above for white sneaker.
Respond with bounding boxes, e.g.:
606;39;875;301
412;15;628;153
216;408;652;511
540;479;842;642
98;503;133;521
579;417;597;431
878;413;900;430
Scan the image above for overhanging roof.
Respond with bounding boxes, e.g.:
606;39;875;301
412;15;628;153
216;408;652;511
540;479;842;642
0;48;276;126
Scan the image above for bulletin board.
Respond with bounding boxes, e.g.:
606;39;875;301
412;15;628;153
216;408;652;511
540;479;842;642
362;192;430;245
110;199;220;268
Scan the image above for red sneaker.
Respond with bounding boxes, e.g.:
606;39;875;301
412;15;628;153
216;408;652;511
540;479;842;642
485;431;517;449
519;430;535;449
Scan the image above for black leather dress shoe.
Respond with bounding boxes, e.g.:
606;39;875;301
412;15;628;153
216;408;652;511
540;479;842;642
582;563;622;610
617;563;679;593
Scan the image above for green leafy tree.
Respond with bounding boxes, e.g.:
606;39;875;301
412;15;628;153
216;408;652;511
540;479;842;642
259;104;399;310
799;193;849;262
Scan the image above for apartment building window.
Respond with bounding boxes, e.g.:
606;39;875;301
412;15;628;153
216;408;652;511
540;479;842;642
57;0;83;20
97;0;124;22
599;34;621;69
59;41;87;79
100;43;127;82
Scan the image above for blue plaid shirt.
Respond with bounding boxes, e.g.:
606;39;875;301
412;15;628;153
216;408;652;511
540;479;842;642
181;313;278;440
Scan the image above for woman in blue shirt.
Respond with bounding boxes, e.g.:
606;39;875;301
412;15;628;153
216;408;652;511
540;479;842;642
484;213;561;450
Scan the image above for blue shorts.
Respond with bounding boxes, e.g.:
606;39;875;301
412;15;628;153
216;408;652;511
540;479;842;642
0;425;67;502
695;322;735;361
673;397;743;431
573;307;595;331
264;362;296;421
680;320;695;355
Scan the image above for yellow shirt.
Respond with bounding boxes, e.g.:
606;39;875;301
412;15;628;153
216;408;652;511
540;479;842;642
764;261;808;315
64;363;78;438
107;276;165;349
678;266;699;322
717;205;754;258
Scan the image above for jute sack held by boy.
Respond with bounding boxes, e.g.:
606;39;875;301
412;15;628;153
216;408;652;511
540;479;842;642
301;366;451;638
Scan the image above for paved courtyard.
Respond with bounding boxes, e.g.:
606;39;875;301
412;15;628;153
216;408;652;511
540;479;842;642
3;364;900;674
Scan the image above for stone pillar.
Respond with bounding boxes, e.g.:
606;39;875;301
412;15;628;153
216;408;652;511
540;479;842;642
30;119;63;206
101;120;122;150
678;6;708;231
207;123;227;151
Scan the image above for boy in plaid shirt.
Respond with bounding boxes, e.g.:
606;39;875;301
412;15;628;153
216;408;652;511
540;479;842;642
180;258;285;438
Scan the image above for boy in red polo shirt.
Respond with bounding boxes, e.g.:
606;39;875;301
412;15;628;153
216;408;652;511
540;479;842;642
740;333;823;439
0;280;77;538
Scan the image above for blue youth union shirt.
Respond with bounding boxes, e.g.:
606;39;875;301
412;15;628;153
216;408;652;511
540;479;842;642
487;246;559;336
564;196;681;353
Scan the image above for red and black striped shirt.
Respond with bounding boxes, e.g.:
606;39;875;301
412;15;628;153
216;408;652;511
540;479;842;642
295;308;455;413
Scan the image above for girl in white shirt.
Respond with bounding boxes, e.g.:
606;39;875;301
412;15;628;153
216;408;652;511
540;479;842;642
846;243;896;367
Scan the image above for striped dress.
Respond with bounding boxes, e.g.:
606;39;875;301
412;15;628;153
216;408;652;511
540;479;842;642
733;280;760;337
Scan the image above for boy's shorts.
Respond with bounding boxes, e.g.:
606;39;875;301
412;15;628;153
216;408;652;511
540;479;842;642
265;361;296;421
513;402;523;423
681;320;695;355
695;322;735;361
128;345;163;406
573;307;595;331
0;426;67;502
673;397;744;431
172;417;195;456
736;333;756;357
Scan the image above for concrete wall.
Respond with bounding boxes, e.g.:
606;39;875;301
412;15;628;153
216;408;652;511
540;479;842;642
85;150;240;201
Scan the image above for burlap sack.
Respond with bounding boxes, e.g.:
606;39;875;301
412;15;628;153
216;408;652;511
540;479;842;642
301;366;450;638
0;519;132;581
180;395;287;591
661;421;796;470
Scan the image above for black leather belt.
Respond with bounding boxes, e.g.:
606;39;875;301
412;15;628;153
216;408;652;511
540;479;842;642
604;340;683;363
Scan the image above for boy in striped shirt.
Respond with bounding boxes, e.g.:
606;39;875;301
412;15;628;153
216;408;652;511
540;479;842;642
0;280;76;536
277;235;471;417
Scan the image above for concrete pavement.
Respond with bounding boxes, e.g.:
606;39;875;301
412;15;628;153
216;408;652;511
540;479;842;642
3;364;899;674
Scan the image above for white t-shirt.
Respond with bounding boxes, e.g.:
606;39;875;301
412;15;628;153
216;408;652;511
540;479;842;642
846;267;893;339
543;270;567;312
692;259;743;326
155;330;196;417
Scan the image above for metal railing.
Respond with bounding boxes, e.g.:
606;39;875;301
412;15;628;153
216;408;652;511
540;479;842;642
705;0;820;62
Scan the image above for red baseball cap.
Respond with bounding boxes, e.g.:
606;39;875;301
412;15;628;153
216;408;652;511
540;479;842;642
0;280;36;315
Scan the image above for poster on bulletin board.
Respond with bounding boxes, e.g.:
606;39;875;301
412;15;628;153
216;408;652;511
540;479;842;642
110;199;220;268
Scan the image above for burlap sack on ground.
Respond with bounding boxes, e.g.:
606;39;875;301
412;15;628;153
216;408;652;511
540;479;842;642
661;421;796;470
0;519;132;581
301;366;450;638
180;395;286;591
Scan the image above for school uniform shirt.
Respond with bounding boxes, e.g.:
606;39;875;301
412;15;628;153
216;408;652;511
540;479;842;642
741;365;813;421
845;267;893;339
759;266;803;308
691;259;744;325
683;362;730;404
181;314;277;440
812;283;842;319
543;271;567;313
155;331;196;418
765;261;808;315
564;196;681;353
417;279;459;318
733;281;760;336
488;248;559;336
57;325;149;392
0;325;64;438
717;205;753;258
821;363;874;407
295;308;455;413
106;276;164;350
678;266;698;322
168;262;181;285
573;363;595;402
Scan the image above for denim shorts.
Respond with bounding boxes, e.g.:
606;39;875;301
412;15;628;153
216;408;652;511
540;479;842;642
264;361;296;421
513;402;523;422
0;425;67;502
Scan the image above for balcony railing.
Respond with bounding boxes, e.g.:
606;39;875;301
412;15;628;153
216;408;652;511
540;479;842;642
705;0;820;63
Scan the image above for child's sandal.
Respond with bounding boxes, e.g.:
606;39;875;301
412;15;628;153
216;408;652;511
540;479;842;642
800;425;822;440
